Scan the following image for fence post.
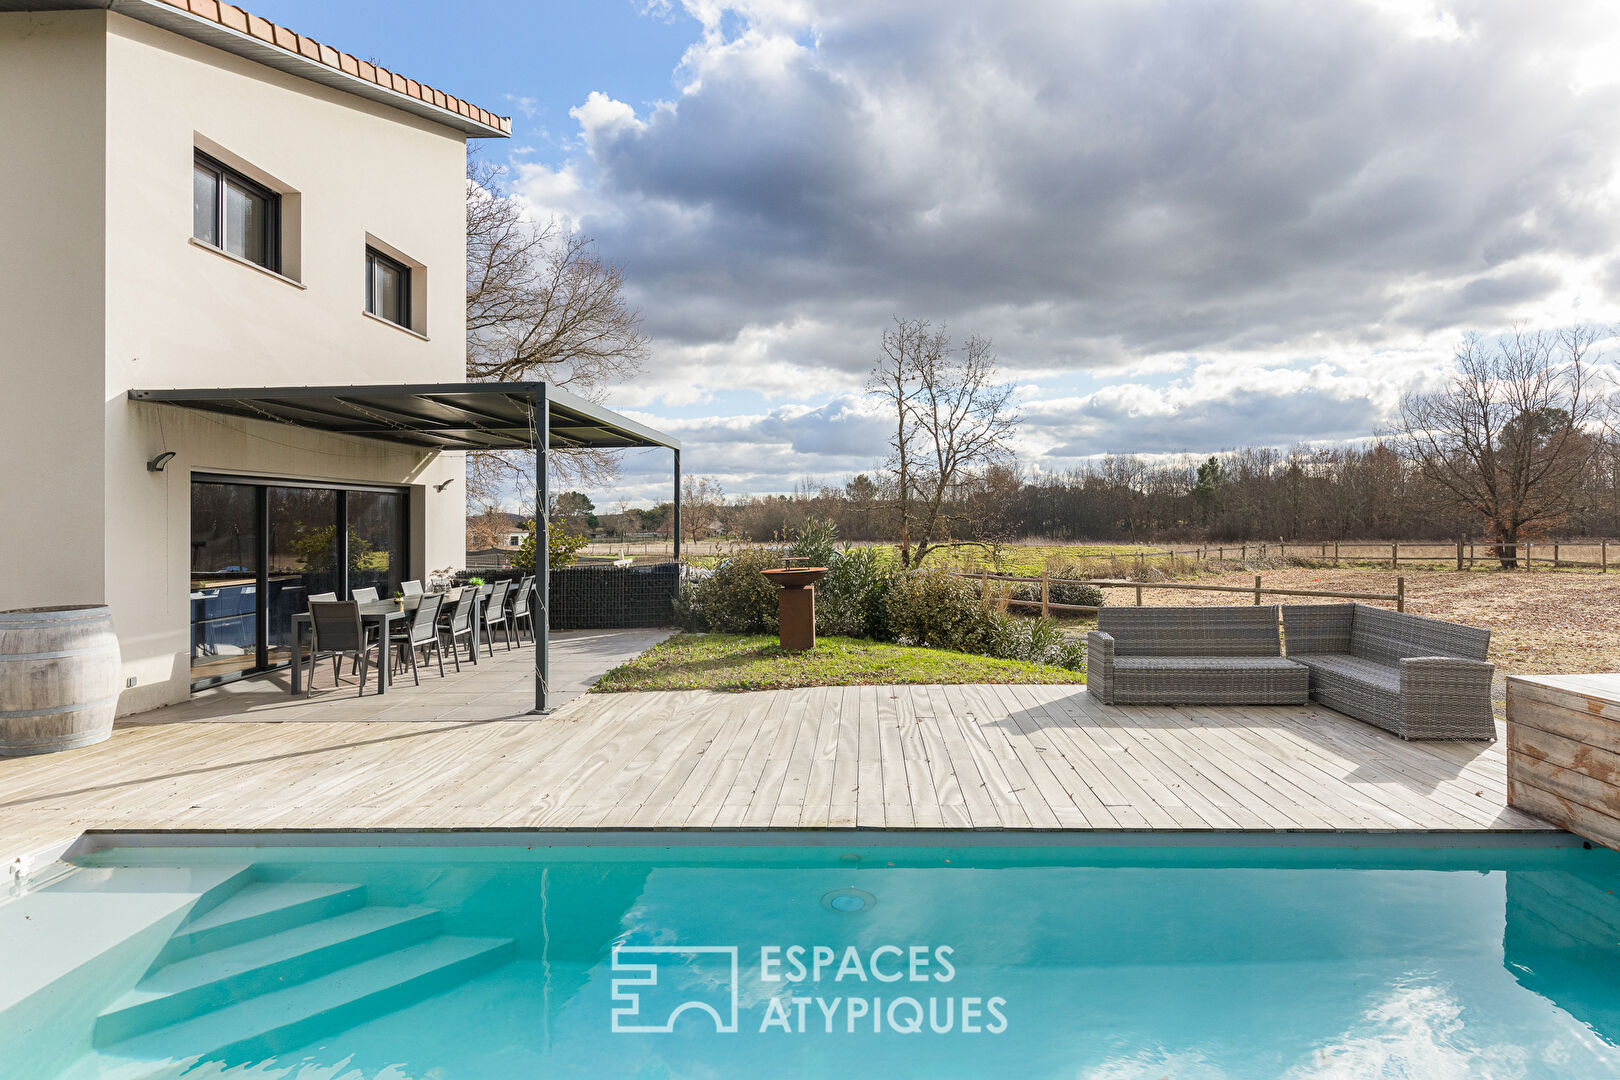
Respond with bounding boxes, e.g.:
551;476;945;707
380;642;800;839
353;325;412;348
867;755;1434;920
1041;569;1050;618
1333;541;1339;567
1456;537;1464;571
1525;542;1532;570
1134;584;1143;607
1553;543;1560;569
1396;576;1405;612
1241;543;1247;561
1391;542;1398;569
1279;538;1286;560
1254;574;1262;605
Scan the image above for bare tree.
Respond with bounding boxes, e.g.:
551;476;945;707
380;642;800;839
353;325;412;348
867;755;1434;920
1391;326;1610;567
680;475;727;545
464;158;649;508
866;318;1020;567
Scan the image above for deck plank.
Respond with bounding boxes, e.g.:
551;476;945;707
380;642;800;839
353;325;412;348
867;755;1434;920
0;675;1561;860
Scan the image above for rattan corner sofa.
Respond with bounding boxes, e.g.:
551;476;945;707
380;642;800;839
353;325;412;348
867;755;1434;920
1281;603;1495;740
1086;606;1309;705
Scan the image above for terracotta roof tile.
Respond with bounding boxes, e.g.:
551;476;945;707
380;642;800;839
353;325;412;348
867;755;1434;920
134;0;509;135
217;3;248;32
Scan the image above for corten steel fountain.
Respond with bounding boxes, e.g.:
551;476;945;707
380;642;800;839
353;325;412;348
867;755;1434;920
761;562;828;652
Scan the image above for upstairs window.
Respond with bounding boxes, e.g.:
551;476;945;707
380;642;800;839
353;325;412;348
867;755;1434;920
192;151;278;272
365;246;411;327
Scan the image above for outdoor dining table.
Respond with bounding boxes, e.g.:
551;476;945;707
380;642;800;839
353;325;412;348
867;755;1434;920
287;591;488;696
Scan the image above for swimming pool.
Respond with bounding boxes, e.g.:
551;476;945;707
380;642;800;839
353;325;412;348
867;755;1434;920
9;836;1620;1079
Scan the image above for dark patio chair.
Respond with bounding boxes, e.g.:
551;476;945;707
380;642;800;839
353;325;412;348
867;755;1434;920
510;576;536;642
389;592;445;685
440;589;479;671
307;601;382;697
483;580;513;654
299;592;338;665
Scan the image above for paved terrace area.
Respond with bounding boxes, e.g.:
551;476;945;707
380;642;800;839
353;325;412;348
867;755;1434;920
0;631;1554;861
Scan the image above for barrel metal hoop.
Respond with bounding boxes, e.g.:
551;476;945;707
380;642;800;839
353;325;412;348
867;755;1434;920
0;695;120;719
1;646;115;662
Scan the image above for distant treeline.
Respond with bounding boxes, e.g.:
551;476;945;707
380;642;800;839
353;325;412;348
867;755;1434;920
710;442;1620;544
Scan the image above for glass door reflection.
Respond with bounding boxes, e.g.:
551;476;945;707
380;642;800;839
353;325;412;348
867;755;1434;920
266;487;339;669
189;481;260;680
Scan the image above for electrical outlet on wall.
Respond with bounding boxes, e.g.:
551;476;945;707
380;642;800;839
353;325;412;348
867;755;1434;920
125;676;137;688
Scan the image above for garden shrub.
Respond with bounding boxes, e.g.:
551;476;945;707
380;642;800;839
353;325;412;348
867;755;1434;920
984;613;1086;669
815;545;897;640
885;569;1000;654
682;547;782;633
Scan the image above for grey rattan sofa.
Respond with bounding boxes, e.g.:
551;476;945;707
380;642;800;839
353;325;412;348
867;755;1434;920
1281;604;1494;740
1086;606;1309;705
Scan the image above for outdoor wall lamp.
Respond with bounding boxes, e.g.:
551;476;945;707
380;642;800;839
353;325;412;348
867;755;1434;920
146;451;177;472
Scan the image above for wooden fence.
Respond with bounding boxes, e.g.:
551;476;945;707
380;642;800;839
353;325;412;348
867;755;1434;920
1121;538;1614;572
962;570;1406;616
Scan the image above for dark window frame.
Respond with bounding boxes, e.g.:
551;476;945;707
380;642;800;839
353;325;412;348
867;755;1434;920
365;246;412;328
188;474;410;691
193;150;280;273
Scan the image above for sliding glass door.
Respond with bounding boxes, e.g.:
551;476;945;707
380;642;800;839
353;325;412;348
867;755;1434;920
189;477;409;687
266;486;339;670
189;482;261;682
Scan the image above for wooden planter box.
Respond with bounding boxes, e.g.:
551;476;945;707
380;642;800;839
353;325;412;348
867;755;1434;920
1506;673;1620;851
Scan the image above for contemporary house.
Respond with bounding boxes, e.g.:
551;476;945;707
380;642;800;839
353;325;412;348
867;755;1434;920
0;0;680;716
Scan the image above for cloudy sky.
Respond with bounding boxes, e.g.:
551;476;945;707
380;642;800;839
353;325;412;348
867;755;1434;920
256;0;1620;507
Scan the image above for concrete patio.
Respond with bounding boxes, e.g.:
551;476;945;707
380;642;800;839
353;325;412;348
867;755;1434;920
123;628;674;725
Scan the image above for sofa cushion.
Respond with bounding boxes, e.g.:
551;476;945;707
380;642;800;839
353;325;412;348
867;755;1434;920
1110;655;1309;705
1292;653;1400;693
1350;606;1490;665
1097;606;1284;658
1114;656;1303;674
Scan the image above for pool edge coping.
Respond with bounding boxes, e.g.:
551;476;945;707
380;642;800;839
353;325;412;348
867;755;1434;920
59;826;1589;857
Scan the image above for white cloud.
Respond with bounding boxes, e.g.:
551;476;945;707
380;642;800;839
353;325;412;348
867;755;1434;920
512;0;1620;500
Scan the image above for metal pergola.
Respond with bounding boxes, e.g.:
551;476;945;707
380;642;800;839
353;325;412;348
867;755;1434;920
129;383;682;713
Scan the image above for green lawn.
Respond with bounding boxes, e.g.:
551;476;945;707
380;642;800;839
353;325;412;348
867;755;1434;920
593;633;1087;692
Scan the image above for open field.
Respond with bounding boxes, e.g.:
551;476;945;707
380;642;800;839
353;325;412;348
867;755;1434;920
593;633;1087;692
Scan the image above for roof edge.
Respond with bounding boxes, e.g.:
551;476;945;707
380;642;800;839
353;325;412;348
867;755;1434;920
2;0;511;139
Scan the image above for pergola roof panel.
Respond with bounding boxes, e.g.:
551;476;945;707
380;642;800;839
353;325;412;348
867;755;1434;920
128;383;679;453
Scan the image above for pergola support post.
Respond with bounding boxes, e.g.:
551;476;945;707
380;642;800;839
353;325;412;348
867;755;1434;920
673;448;682;560
532;385;550;714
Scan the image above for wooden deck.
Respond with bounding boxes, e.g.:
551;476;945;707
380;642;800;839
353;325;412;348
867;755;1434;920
0;679;1555;862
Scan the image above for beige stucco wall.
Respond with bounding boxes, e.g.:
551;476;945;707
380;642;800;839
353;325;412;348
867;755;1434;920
0;14;109;611
1;10;475;714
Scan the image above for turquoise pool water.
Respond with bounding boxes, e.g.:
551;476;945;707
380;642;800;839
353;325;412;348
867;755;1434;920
19;841;1620;1079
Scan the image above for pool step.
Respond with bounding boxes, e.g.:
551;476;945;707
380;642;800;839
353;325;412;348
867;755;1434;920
97;933;515;1068
156;880;368;963
93;904;443;1045
91;874;514;1072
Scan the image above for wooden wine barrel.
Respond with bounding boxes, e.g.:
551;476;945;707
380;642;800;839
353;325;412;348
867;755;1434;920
0;606;122;757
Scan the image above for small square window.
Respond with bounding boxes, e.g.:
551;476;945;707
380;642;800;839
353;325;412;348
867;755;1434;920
192;151;278;272
365;247;411;327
